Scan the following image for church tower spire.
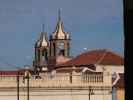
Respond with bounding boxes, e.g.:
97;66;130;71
36;24;48;47
55;9;62;33
58;8;61;23
50;9;71;59
52;9;69;39
33;24;49;73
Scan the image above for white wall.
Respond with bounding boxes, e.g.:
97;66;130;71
96;65;124;74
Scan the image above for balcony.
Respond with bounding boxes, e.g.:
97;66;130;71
0;73;112;89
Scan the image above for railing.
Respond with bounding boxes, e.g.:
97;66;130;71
0;73;111;88
81;74;103;83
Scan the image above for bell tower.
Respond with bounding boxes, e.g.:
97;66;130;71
49;9;71;58
33;24;49;72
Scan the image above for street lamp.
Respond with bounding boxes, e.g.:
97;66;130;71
88;86;94;100
16;70;20;100
24;66;31;100
15;67;23;100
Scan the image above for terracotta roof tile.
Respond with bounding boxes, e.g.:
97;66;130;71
0;69;33;76
0;71;22;75
60;49;124;66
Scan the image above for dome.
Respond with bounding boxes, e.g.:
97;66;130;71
35;32;49;47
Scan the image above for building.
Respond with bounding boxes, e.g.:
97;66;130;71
0;10;124;100
33;10;71;74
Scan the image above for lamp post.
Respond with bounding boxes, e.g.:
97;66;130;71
88;86;94;100
24;66;31;100
17;71;19;100
16;67;22;100
70;71;72;83
25;70;30;100
27;72;30;100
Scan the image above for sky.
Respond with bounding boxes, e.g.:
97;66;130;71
0;0;124;70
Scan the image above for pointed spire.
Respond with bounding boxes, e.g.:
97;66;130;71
40;23;46;42
58;8;61;22
41;31;48;47
56;8;63;33
42;24;45;32
58;9;63;33
36;24;49;47
52;9;68;39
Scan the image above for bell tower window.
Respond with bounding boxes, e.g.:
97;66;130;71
57;42;65;56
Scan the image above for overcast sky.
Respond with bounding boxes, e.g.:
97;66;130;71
0;0;124;70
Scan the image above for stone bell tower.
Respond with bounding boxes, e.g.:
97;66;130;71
49;9;71;59
33;24;49;72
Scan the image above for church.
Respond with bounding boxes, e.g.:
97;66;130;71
0;10;124;100
33;10;71;74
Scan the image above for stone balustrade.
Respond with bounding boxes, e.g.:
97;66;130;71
0;73;112;88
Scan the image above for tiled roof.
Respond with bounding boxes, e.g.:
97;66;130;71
60;49;124;66
0;71;22;75
0;69;33;75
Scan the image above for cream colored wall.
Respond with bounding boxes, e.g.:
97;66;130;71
0;72;112;100
0;89;112;100
96;65;124;74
